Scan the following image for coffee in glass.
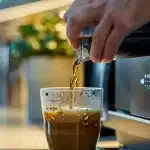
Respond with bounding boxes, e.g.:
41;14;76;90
40;87;103;150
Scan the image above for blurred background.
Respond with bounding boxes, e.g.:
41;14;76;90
0;0;85;149
2;1;149;150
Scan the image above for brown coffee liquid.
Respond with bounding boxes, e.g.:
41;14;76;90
44;110;101;150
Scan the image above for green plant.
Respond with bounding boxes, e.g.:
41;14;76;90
11;12;74;63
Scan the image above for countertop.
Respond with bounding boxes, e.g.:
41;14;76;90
0;107;119;149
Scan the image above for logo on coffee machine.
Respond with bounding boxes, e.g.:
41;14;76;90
140;74;150;90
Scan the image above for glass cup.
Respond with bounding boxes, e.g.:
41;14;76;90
40;87;105;150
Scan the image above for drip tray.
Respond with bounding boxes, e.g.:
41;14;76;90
104;111;150;148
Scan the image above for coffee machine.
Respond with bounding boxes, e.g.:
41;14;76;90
84;23;150;149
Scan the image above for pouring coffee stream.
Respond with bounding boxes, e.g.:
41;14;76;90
70;29;92;108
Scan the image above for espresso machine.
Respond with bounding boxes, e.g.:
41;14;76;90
83;23;150;149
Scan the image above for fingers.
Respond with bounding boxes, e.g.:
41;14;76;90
66;3;103;49
90;14;113;62
63;2;77;23
63;13;68;23
63;0;94;22
102;24;129;62
65;0;106;49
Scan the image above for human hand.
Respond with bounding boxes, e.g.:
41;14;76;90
64;0;150;63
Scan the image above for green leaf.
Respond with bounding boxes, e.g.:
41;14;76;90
19;24;39;38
